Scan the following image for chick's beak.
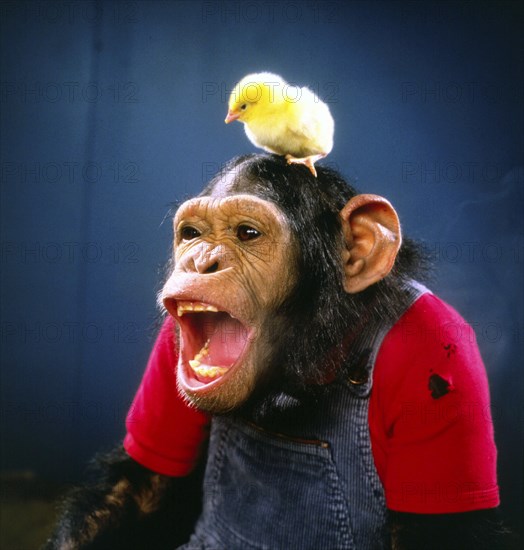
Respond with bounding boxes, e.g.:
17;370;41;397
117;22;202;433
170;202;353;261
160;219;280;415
225;110;240;124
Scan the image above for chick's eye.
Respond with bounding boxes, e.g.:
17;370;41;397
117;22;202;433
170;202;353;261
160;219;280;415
180;226;201;241
237;225;261;242
240;103;247;111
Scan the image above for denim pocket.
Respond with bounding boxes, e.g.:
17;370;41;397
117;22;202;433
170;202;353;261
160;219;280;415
204;418;355;550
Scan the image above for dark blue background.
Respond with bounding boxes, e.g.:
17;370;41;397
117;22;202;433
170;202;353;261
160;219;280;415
1;0;522;534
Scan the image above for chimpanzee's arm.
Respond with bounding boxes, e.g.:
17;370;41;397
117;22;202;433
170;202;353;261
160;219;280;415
389;508;512;550
43;445;204;550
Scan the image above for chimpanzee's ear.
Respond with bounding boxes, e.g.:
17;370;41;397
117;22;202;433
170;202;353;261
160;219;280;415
339;194;402;293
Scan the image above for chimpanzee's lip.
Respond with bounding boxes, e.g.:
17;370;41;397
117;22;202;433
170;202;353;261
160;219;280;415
172;299;252;393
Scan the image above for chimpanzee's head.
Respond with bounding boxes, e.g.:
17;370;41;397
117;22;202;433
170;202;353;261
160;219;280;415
162;154;424;414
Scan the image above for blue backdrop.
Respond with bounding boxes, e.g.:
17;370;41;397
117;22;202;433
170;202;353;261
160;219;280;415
1;0;522;535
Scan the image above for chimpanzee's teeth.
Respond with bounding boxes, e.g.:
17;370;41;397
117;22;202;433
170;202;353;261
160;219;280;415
188;340;227;378
177;302;219;317
191;365;229;378
190;339;210;364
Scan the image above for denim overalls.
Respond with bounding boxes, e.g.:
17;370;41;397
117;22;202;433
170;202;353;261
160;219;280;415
181;281;429;550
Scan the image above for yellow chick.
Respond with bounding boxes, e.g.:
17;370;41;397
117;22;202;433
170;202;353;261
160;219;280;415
225;72;334;177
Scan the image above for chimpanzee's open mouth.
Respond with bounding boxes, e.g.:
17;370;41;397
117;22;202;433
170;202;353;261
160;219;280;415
175;300;251;390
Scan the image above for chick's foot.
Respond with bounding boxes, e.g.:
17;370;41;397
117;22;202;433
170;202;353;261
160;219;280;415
285;154;325;178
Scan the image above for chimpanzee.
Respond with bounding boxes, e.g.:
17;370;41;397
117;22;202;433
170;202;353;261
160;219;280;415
45;154;507;549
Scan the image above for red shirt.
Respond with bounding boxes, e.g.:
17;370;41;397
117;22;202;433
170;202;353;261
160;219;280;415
124;293;500;514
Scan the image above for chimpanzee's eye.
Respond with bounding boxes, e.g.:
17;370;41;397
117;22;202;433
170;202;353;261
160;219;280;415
237;225;261;242
180;226;201;241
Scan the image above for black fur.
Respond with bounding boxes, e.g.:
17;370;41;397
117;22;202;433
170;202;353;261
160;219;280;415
389;509;513;550
43;447;205;549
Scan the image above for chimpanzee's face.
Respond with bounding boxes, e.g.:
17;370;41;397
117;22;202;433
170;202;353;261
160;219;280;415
161;157;403;414
162;191;297;413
